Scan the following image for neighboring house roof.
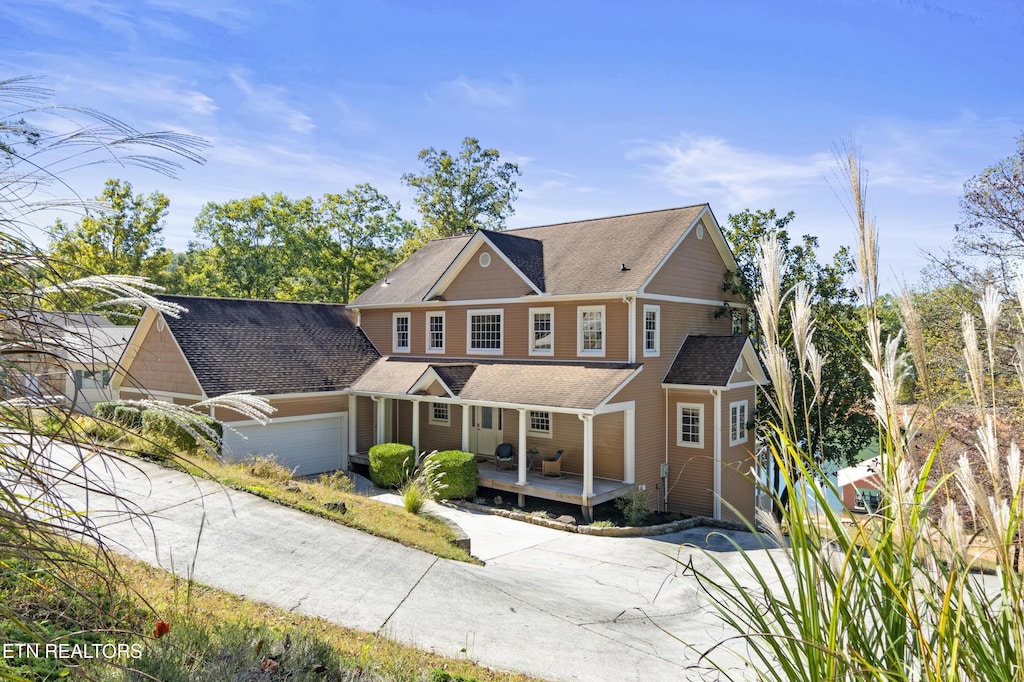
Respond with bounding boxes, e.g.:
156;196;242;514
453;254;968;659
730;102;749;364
63;323;133;366
155;295;380;397
664;335;766;387
7;310;132;366
352;204;714;306
352;357;640;411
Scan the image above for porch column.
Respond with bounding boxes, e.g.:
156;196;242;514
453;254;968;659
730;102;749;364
411;399;421;454
517;408;528;485
580;413;594;521
374;398;385;444
623;407;635;484
347;394;357;468
461;404;470;451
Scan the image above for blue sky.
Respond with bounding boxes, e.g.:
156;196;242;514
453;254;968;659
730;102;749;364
5;0;1023;291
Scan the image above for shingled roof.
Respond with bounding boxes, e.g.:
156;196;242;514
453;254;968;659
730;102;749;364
352;204;712;306
156;295;380;397
663;335;752;387
352;357;640;410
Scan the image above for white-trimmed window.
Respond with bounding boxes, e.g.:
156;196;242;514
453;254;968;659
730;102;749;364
732;309;745;335
677;402;704;448
577;305;605;356
643;304;660;357
430;402;450;426
529;307;554;356
528;410;552;437
393;312;410;353
730;400;748;446
467;309;503;355
426;312;445;353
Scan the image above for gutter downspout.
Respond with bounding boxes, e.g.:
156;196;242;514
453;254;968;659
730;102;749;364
664;386;669;511
712;387;722;520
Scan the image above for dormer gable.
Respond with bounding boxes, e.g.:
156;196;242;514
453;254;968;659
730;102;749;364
424;230;543;302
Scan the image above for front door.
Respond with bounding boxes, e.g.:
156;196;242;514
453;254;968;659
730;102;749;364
472;406;502;456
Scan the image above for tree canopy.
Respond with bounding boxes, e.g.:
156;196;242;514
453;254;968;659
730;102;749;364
723;208;873;465
402;136;521;239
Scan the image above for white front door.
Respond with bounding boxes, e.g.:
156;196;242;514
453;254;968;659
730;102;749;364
471;406;502;456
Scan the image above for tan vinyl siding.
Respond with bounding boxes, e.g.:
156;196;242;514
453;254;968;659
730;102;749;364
356;298;631;362
443;245;535;300
593;411;625;480
645;219;742;302
215;394;345;423
417;401;464;453
665;390;716;516
720;385;756;523
123;318;202;396
357;396;375;451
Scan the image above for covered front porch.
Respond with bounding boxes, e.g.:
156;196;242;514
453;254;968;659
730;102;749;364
477;465;634;521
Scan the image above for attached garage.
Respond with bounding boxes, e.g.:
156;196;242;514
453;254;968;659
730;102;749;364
222;413;349;477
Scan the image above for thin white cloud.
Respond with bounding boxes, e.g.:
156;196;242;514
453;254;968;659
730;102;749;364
629;134;835;206
439;75;522;109
229;71;314;135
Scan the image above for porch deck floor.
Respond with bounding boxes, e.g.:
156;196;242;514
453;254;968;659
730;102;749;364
477;465;632;509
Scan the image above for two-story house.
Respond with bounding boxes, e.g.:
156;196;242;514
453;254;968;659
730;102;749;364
113;205;765;522
347;204;766;522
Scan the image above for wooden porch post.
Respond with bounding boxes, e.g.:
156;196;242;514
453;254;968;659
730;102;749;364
461;403;470;452
581;413;594;522
623;407;635;484
517;408;528;486
374;397;385;444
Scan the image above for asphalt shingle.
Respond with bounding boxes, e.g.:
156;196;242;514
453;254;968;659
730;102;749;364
663;335;750;387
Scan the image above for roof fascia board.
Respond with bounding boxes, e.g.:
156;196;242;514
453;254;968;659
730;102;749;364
422;231;542;302
639;292;749;308
350;291;638;310
110;307;155;390
593;365;644;412
739;339;769;385
349;391;592;415
408;367;456;397
256;389;352;400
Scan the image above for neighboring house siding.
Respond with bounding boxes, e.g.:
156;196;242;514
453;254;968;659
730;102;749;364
720;384;757;523
442;245;535;301
644;221;739;302
357;299;630;362
664;389;716;516
123;319;202;396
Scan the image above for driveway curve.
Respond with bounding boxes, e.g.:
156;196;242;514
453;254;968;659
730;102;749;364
49;444;775;681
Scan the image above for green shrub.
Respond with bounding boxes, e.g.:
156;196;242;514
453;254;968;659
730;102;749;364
615;487;652;527
423;450;477;500
368;443;415;488
92;401;117;420
112;405;142;429
317;469;355;493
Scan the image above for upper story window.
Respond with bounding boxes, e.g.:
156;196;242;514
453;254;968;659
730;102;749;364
577;305;605;357
468;309;503;355
731;309;745;335
643;304;660;357
426;312;445;353
730;400;748;446
677;402;704;448
529;307;554;356
393;312;410;353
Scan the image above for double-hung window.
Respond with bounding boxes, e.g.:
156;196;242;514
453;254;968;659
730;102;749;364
730;400;749;446
643;304;660;357
677;403;704;448
393;312;410;353
528;410;552;437
577;305;605;357
467;309;503;355
426;312;445;353
430;402;450;426
529;307;554;356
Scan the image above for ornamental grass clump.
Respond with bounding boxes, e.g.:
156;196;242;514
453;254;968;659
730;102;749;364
685;142;1024;681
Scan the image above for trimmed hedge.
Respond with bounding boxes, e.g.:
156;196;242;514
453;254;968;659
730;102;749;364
93;402;117;420
424;450;478;500
368;443;416;488
142;410;223;453
113;405;143;429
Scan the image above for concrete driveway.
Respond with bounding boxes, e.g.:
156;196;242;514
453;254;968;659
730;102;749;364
47;444;781;681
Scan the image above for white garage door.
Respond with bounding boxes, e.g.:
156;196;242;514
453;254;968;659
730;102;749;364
222;413;348;477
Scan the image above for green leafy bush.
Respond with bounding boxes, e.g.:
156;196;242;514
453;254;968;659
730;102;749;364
368;443;415;488
92;401;117;420
423;450;477;500
615;487;652;527
140;410;222;453
112;405;142;429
